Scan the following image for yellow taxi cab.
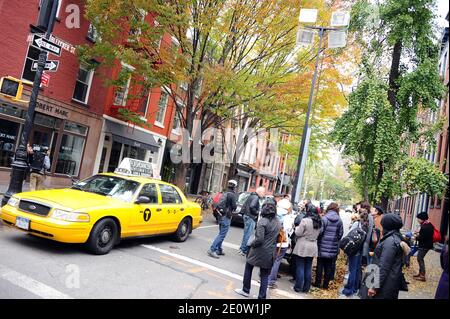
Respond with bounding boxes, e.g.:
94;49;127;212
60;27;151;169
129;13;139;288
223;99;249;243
0;158;202;255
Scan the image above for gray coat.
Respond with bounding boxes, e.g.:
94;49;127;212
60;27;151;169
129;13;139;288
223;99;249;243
362;214;374;257
292;218;320;258
247;212;282;269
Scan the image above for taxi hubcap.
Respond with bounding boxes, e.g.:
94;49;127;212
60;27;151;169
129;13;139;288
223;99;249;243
181;223;187;235
99;228;112;245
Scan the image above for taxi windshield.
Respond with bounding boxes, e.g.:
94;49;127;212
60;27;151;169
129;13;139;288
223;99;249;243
72;175;140;202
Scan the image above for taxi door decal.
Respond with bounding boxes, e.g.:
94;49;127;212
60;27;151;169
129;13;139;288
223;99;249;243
142;208;152;222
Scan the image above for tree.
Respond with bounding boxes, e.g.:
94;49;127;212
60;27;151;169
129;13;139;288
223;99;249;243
332;0;447;207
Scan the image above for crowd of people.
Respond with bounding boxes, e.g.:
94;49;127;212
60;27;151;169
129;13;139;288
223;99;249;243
206;180;449;300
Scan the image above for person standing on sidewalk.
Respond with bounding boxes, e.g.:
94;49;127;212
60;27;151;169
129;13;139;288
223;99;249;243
28;145;51;191
292;204;322;293
235;202;281;299
413;212;434;282
238;187;265;256
207;180;238;259
363;213;404;299
435;237;449;299
267;197;294;289
315;202;343;289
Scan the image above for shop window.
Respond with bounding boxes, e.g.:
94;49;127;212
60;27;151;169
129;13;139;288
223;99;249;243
250;175;256;188
0;104;26;119
55;134;85;176
269;180;274;191
122;144;146;161
159;184;182;204
64;121;88;136
155;90;168;125
259;178;264;187
73;64;94;104
22;45;41;82
0;118;20;168
107;141;122;173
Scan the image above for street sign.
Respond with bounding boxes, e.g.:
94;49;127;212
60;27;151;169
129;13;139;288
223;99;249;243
31;34;62;56
31;60;59;72
41;73;50;87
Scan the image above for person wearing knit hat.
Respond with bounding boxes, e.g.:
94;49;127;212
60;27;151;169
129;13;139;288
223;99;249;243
413;211;434;281
363;213;404;299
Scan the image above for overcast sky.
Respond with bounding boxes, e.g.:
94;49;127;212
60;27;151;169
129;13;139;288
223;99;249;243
437;0;449;28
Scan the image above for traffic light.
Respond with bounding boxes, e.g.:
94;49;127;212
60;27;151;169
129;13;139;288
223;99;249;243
37;0;56;32
0;76;23;101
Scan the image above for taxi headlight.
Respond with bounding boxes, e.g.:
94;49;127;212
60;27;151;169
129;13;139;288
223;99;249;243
52;209;90;222
7;197;20;208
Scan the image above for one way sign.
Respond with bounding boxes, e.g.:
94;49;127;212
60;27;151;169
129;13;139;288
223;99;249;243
31;60;59;72
32;34;62;56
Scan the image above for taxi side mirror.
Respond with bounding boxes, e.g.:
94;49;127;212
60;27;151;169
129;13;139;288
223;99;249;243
135;196;151;204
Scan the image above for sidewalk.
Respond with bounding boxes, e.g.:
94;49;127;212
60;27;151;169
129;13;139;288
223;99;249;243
0;183;30;196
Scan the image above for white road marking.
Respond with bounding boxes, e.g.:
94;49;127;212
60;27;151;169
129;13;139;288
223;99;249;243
197;225;219;229
0;265;73;299
141;244;303;299
193;235;241;250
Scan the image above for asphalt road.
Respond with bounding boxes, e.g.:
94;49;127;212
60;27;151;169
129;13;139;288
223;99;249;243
0;212;305;299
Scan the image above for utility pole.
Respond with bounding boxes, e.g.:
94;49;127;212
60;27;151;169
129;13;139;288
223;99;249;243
2;0;59;206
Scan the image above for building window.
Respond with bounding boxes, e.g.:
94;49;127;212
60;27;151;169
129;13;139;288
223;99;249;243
73;64;94;104
172;112;182;134
87;23;98;42
122;144;146;161
269;180;274;191
155;90;168;125
250;175;256;188
0;118;20;168
22;45;41;82
55;134;86;176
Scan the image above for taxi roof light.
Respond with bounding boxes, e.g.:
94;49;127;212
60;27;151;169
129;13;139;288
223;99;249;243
114;157;161;179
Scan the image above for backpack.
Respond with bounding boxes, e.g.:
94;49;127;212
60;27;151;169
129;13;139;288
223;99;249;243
30;151;46;173
212;192;222;207
340;223;367;256
215;192;229;215
432;224;441;243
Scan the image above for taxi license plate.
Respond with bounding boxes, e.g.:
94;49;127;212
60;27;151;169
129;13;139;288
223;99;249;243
15;216;30;230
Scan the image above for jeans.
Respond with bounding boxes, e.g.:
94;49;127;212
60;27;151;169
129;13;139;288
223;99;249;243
239;215;256;253
342;254;362;296
315;257;334;289
242;262;270;299
268;247;287;284
210;216;231;254
293;255;313;293
417;248;429;274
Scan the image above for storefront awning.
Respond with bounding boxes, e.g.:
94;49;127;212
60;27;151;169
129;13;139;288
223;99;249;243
236;168;252;178
105;120;159;152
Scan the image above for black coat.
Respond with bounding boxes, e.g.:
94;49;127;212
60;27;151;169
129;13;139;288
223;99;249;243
417;222;434;250
247;212;281;269
241;192;260;221
363;230;404;299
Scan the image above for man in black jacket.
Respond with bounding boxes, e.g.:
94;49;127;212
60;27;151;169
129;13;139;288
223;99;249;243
413;212;434;281
207;180;238;259
238;187;266;256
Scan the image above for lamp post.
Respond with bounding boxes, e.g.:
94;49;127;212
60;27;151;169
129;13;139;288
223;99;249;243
291;9;350;204
2;0;59;206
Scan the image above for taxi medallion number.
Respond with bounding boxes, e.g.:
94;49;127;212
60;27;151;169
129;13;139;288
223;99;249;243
15;217;30;230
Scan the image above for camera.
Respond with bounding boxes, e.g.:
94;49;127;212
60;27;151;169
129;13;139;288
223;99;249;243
32;145;49;153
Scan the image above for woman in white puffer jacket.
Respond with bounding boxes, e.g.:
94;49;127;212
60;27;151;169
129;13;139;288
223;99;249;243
267;198;295;289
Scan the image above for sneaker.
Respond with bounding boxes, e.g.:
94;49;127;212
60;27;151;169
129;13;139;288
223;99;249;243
268;283;277;289
289;278;296;284
207;250;220;259
217;251;225;256
234;289;250;298
238;250;246;256
291;286;301;293
277;274;282;279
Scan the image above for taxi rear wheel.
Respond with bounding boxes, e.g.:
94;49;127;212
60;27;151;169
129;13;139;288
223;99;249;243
173;217;191;242
86;218;118;255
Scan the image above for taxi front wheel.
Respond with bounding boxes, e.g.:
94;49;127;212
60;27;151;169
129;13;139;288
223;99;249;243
173;217;192;242
86;218;119;255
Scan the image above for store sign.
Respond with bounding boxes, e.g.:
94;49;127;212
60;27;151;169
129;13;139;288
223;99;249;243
115;158;154;178
41;73;50;87
36;101;70;119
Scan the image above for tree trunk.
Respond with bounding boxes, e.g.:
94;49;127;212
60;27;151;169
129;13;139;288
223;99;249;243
388;40;402;109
